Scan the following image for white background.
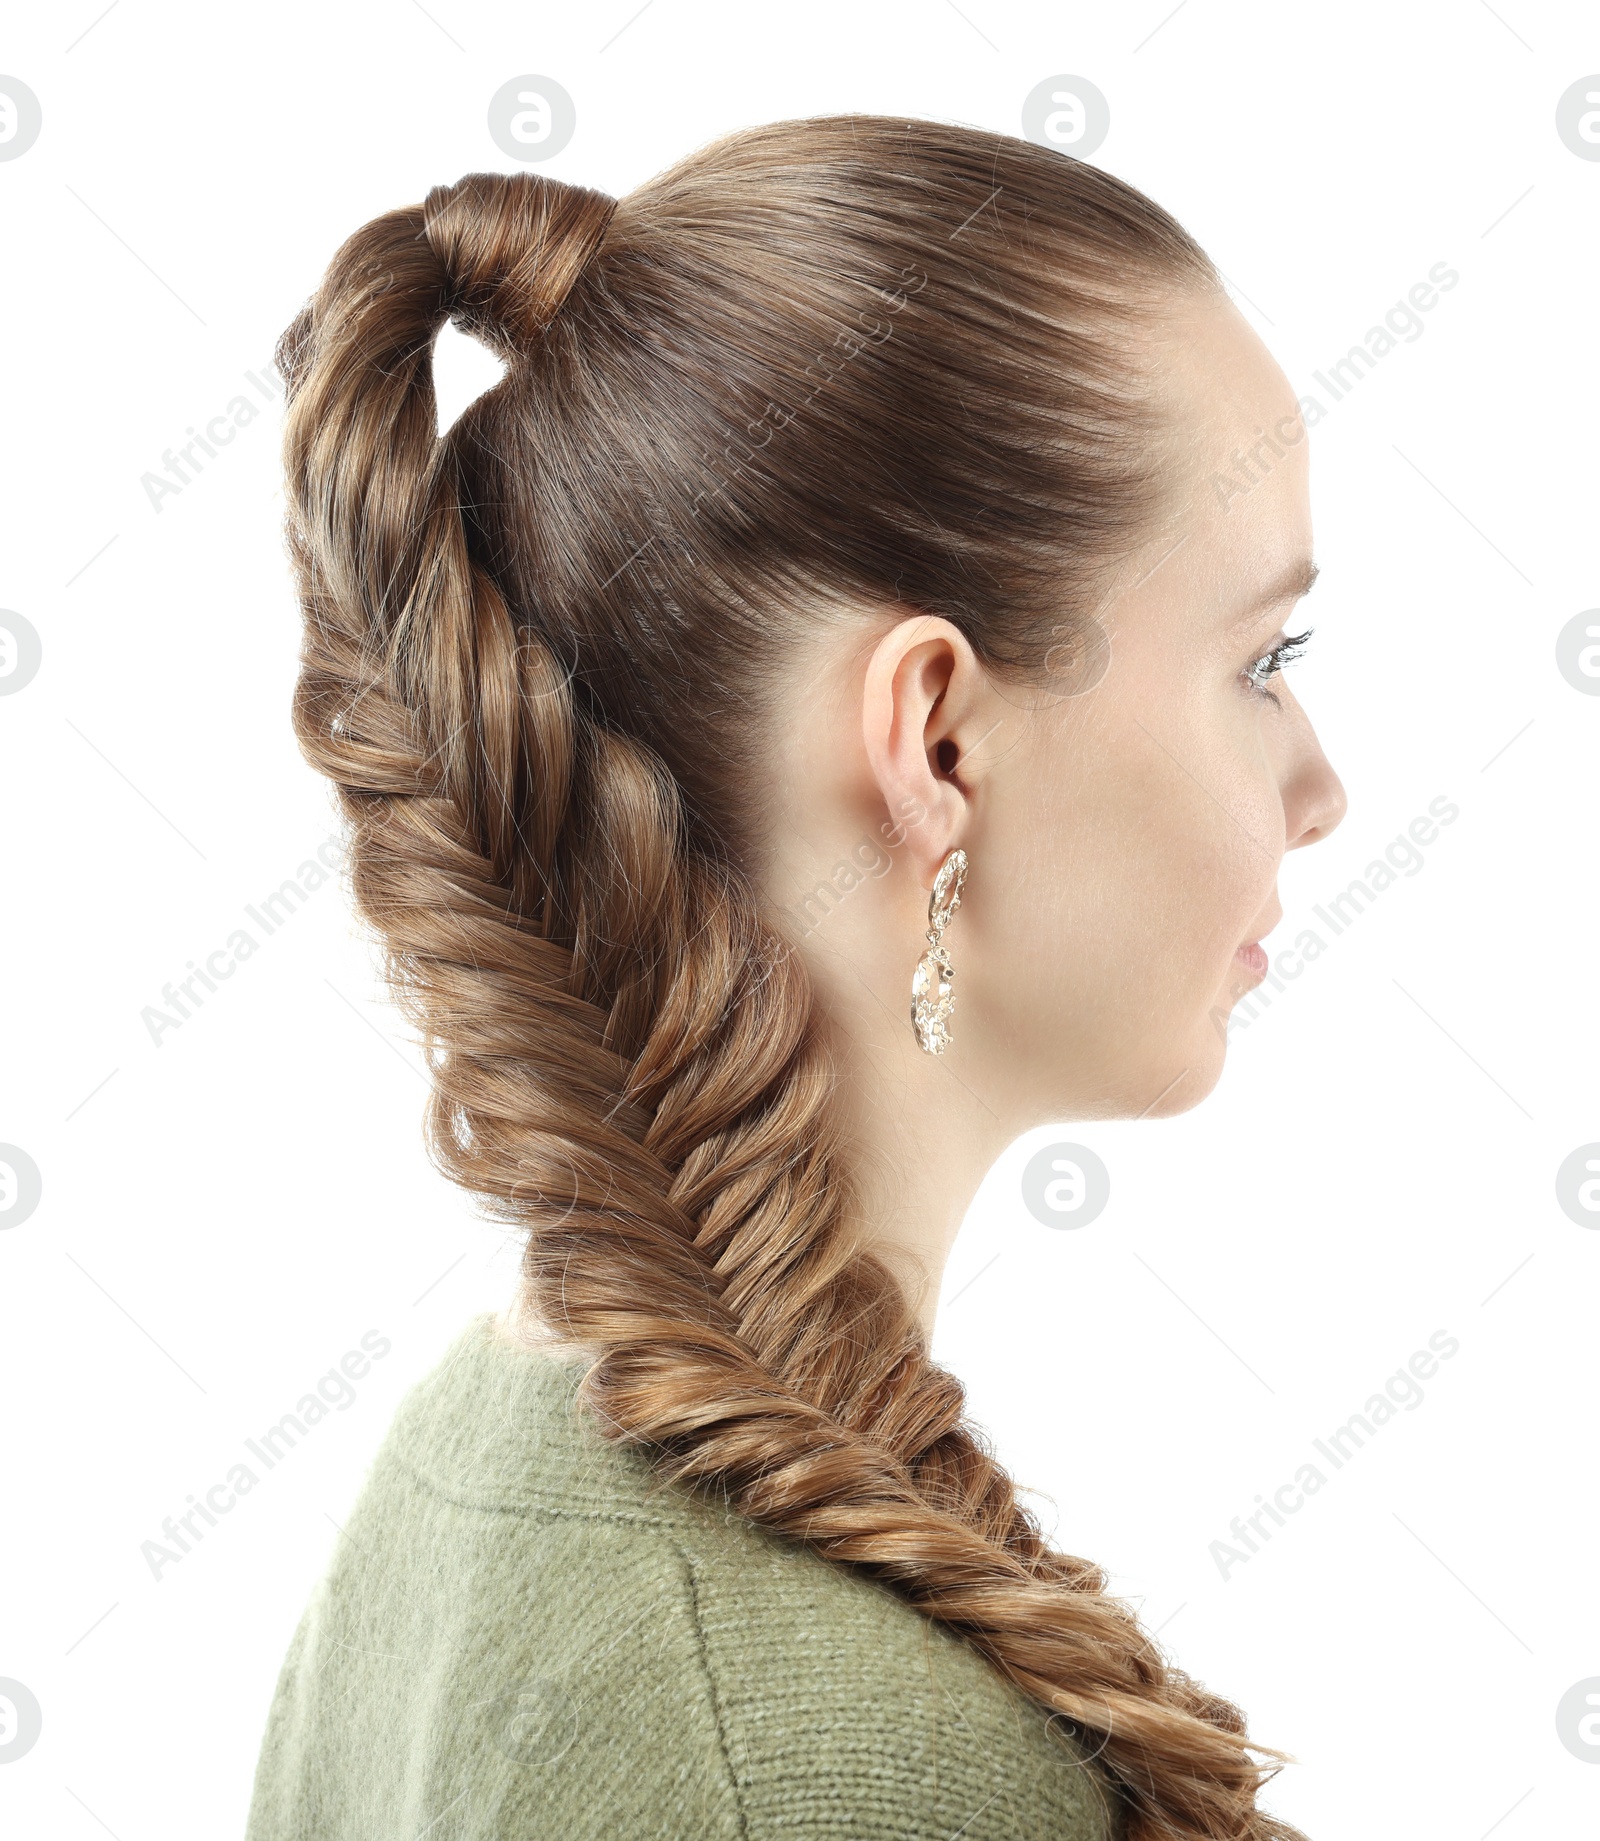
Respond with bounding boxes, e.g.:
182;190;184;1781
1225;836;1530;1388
2;2;1596;1837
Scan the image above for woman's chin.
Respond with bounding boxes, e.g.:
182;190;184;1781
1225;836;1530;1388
1136;1051;1221;1119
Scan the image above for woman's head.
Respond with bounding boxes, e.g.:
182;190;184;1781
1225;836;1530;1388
277;115;1328;1840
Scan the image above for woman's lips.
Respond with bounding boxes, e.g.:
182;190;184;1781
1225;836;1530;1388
1235;941;1268;979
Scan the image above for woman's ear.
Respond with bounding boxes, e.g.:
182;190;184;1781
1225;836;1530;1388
860;615;997;890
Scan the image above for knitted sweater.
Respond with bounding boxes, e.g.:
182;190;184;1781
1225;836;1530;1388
246;1313;1122;1840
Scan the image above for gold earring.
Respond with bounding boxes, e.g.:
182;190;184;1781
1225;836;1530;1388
911;848;968;1055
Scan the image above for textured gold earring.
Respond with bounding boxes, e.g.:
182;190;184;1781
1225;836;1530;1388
911;849;968;1055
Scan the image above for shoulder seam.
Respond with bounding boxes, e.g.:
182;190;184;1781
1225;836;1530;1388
676;1540;752;1841
391;1453;727;1533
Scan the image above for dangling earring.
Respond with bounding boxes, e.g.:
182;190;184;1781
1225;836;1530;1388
911;849;968;1055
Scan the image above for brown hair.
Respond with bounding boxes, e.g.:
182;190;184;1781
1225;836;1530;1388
276;115;1306;1841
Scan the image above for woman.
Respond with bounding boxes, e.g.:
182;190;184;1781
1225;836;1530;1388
247;114;1344;1840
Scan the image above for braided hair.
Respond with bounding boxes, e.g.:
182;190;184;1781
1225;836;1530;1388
275;116;1309;1841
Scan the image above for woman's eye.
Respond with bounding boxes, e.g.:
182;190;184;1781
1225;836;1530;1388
1242;627;1315;705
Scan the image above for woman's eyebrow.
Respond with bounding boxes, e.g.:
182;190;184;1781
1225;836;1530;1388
1228;559;1319;632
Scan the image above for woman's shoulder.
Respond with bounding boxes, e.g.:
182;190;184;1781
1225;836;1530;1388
248;1314;1120;1841
374;1308;711;1527
676;1494;1122;1841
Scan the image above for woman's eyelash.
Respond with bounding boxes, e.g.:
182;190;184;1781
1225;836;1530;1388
1243;627;1314;704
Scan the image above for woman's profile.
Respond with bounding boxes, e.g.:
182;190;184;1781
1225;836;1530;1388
246;114;1345;1841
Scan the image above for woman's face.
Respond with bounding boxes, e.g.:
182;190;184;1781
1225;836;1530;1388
968;290;1347;1120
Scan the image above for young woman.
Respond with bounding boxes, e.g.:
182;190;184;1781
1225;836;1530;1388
247;115;1344;1841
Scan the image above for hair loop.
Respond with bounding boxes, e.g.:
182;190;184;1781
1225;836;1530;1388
422;171;617;356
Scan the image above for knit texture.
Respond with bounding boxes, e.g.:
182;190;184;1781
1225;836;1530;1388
246;1313;1123;1839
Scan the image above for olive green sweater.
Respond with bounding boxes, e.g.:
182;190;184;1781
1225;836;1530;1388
246;1314;1121;1840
